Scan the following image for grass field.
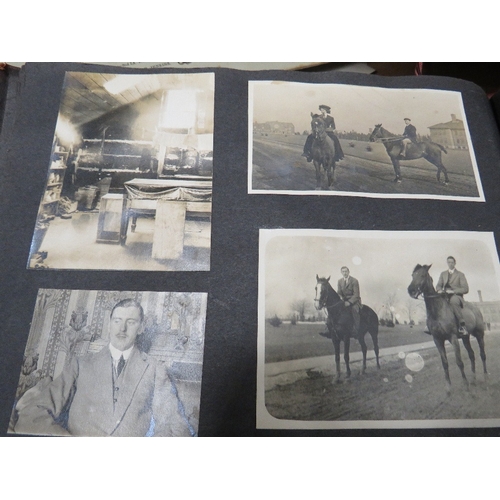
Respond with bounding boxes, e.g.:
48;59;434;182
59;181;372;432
252;135;480;196
264;321;431;363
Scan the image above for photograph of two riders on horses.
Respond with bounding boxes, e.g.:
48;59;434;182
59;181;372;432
258;229;500;428
249;80;483;200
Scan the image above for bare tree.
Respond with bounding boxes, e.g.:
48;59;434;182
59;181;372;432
403;296;425;325
290;298;312;322
383;291;399;325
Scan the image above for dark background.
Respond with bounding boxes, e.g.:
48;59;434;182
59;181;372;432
2;62;500;436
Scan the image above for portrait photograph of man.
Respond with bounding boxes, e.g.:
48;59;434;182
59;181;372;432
257;229;500;429
9;289;207;437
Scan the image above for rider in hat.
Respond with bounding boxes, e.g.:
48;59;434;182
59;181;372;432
401;117;417;159
302;104;344;162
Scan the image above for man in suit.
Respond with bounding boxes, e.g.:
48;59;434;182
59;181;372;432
14;299;192;437
436;256;470;337
401;117;417;158
337;266;361;336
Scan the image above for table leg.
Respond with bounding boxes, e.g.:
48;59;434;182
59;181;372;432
152;200;186;260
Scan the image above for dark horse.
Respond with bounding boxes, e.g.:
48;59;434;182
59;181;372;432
369;124;449;184
310;114;337;190
408;264;487;391
315;276;380;381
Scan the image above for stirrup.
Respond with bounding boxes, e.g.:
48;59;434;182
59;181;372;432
458;324;469;337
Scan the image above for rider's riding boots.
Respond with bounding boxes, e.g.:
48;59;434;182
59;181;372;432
319;330;332;339
458;322;469;337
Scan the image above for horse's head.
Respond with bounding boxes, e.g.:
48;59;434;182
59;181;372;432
369;124;383;142
311;114;327;139
408;264;434;299
315;275;332;310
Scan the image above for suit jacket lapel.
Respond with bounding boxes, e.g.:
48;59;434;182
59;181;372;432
91;347;116;434
343;277;350;291
112;347;149;429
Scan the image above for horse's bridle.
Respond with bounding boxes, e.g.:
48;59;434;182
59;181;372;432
311;118;327;141
314;284;344;311
410;273;443;300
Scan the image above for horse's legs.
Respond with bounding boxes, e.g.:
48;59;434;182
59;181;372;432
325;164;333;189
358;334;368;374
433;336;452;392
427;154;450;184
332;339;342;383
450;335;469;390
344;336;351;379
328;161;336;188
370;330;381;369
461;335;476;383
313;160;322;189
442;165;450;184
435;164;449;184
474;331;488;379
391;158;402;182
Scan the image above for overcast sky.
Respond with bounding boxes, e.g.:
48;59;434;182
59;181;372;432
260;230;500;319
250;81;468;137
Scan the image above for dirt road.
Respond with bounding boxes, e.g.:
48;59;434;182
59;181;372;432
264;330;500;425
251;137;480;198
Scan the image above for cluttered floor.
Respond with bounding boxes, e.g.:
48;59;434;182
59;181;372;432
32;210;211;271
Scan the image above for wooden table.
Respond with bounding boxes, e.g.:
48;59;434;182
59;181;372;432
122;178;212;260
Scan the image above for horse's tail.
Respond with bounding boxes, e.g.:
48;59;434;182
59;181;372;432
424;141;447;156
436;143;447;154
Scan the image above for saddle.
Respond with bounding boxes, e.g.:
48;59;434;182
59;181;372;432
400;141;425;159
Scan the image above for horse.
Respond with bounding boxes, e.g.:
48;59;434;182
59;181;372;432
407;264;487;392
310;114;337;190
369;124;449;184
315;275;380;382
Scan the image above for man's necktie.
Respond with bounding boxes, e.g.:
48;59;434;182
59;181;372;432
116;355;125;377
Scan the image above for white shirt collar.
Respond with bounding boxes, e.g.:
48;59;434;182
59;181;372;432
108;343;134;361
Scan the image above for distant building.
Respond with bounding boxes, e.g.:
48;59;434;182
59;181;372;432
428;114;468;150
254;121;295;136
471;290;500;330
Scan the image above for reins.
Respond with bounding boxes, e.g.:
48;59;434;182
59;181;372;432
314;286;344;312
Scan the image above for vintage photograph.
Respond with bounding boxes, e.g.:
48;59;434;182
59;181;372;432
249;81;484;201
28;71;214;271
257;229;500;429
9;289;207;436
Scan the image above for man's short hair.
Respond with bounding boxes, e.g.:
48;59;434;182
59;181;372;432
341;266;350;272
447;256;456;263
404;117;411;121
110;299;144;322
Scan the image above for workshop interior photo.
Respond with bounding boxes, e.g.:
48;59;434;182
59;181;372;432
28;71;214;271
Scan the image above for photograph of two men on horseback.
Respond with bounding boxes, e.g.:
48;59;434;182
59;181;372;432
249;80;483;200
258;230;500;428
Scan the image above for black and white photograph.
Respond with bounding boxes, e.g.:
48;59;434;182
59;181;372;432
8;289;207;436
249;81;484;201
257;229;500;429
28;71;214;271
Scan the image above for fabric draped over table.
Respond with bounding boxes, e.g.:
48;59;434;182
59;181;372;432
124;178;212;204
125;184;212;203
